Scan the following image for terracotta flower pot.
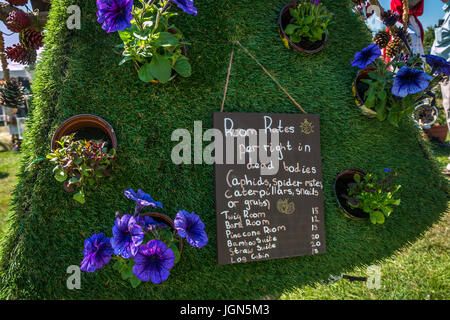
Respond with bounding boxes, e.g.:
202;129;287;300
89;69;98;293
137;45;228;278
140;212;183;254
424;124;449;143
278;1;328;54
51;114;117;151
352;67;378;118
334;169;370;220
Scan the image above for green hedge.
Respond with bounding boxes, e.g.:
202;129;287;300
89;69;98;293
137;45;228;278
0;0;448;299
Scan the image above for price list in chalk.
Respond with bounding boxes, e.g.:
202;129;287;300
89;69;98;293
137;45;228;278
214;112;326;265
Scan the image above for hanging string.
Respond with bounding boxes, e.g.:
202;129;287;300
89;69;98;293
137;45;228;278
220;44;235;112
220;40;307;114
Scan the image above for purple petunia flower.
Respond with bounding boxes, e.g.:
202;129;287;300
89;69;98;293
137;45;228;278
351;43;381;69
124;189;163;214
423;55;450;76
132;239;175;283
174;210;208;248
391;66;433;98
111;214;144;259
80;233;113;272
313;0;320;6
170;0;197;15
96;0;133;33
136;215;169;232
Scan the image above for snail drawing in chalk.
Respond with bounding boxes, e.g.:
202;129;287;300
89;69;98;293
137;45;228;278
277;199;295;215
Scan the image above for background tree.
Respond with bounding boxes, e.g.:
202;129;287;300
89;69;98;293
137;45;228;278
423;26;435;55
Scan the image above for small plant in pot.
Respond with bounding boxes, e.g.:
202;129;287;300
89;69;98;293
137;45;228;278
96;0;196;83
46;134;116;204
279;0;331;54
351;8;450;126
339;169;401;224
413;98;438;128
79;189;208;287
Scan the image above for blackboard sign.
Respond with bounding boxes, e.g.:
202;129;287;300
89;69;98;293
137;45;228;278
213;112;326;265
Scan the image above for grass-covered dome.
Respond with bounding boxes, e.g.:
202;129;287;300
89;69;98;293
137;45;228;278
0;0;448;299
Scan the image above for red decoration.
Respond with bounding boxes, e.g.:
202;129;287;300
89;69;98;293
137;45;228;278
390;0;424;43
5;0;28;6
5;10;31;33
20;29;44;49
5;44;36;65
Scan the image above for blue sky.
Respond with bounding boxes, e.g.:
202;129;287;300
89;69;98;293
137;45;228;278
367;0;446;31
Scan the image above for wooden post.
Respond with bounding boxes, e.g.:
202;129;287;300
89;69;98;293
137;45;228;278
0;31;10;81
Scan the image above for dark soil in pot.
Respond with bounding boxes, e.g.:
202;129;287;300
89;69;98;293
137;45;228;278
355;78;369;104
354;67;374;105
73;127;112;147
51;114;117;151
140;212;183;254
334;169;369;220
293;34;327;51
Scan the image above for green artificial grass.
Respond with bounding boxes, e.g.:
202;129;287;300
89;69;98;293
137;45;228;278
0;0;448;299
0;151;20;238
280;209;450;300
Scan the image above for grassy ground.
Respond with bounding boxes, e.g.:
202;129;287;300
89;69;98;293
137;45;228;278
282;140;450;300
0;151;20;238
0;144;448;300
281;209;450;300
0;0;448;299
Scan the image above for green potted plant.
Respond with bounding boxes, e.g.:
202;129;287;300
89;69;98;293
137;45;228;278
413;98;439;128
51;114;117;150
96;0;196;83
334;168;369;220
336;169;401;224
351;10;449;126
79;189;208;287
46;134;116;204
278;0;331;54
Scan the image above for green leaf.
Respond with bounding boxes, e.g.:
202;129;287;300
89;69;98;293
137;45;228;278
133;32;148;41
153;32;179;47
142;20;154;29
173;57;191;78
130;275;142;288
149;54;172;83
371;211;385;224
170;244;181;265
138;63;155;82
118;29;132;42
376;103;387;121
73;191;85;204
119;56;132;66
54;168;67;182
68;177;79;184
353;174;361;184
387;112;400;127
113;261;121;272
284;24;299;35
381;206;392;216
